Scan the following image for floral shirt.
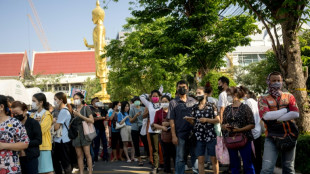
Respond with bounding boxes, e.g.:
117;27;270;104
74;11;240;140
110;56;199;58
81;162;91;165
192;103;217;142
222;104;255;141
0;117;29;174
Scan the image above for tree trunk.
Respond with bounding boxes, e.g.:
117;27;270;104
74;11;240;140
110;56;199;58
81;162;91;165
281;24;310;132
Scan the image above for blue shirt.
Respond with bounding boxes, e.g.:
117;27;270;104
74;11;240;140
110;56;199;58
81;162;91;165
108;110;119;132
54;108;71;143
117;112;131;126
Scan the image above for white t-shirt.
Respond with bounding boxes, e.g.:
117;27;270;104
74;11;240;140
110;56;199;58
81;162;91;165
217;91;229;112
244;98;262;139
140;94;161;133
208;97;218;106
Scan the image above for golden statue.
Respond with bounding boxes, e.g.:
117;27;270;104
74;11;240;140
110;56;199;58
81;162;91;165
84;0;110;103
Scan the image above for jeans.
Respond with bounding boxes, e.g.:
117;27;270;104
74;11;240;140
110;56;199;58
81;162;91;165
94;129;108;161
261;137;296;174
175;137;197;174
131;129;149;157
228;141;255;174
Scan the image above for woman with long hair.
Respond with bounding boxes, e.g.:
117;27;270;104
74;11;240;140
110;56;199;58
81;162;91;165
11;101;41;174
71;92;94;174
31;93;54;174
108;101;124;161
117;101;135;162
52;92;73;174
0;95;29;173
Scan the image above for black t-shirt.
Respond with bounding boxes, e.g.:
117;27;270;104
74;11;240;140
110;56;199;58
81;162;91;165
90;106;107;131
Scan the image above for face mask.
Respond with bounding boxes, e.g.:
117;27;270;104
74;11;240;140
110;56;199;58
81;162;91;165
195;95;204;102
118;106;121;111
32;102;38;110
151;97;159;103
161;103;169;109
270;82;282;89
74;99;81;106
14;114;25;121
134;101;141;106
227;96;233;104
54;100;60;108
178;87;187;95
218;86;224;92
95;102;103;107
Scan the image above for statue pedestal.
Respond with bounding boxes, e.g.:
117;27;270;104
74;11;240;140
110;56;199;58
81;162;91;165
93;91;111;103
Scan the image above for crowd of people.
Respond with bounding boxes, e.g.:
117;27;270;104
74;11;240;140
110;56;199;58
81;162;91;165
0;71;300;174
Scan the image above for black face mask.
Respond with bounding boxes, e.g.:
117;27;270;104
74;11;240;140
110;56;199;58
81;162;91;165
14;114;25;121
178;87;187;95
218;86;224;92
195;95;204;102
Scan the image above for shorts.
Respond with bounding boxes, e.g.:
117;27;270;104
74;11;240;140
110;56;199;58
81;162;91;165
38;151;54;173
120;125;132;142
195;139;217;157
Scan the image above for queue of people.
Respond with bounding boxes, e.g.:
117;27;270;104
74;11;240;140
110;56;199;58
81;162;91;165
0;71;300;174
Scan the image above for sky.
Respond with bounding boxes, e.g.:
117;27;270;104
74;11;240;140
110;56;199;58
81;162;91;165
0;0;133;55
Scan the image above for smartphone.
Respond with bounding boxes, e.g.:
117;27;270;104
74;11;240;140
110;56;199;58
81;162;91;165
167;127;171;130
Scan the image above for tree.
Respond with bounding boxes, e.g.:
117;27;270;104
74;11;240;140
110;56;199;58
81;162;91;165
232;0;310;132
105;17;189;101
233;52;281;94
83;77;101;104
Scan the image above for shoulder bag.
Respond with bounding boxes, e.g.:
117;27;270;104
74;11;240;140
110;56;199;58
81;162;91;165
82;106;97;141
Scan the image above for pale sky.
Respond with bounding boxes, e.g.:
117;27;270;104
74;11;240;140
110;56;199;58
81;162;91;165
0;0;133;54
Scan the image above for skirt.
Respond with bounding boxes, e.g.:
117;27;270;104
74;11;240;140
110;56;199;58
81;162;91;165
38;151;54;173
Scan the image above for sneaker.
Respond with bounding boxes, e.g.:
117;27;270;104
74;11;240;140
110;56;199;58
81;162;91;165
150;168;159;174
185;165;190;171
72;168;79;173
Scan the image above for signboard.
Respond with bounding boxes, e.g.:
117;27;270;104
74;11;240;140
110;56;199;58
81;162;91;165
70;88;87;98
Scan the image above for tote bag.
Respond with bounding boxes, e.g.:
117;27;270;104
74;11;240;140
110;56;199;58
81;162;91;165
82;106;97;141
216;136;230;164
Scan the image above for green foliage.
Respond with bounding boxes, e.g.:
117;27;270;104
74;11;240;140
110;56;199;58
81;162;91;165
127;0;259;74
200;70;237;98
105;17;188;101
233;52;280;94
83;77;101;104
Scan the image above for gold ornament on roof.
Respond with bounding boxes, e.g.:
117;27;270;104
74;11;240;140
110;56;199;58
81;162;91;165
84;0;110;103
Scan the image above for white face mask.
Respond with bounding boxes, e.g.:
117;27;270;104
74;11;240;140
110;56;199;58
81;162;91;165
227;96;233;104
32;102;38;110
161;103;169;109
74;99;81;106
118;106;121;111
95;102;103;107
54;100;60;108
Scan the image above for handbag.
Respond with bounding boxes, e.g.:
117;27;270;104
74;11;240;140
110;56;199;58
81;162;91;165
82;106;97;141
216;136;230;164
115;113;126;129
140;118;148;136
224;133;248;149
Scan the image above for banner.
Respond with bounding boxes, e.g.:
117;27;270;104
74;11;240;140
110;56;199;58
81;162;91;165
70;88;87;98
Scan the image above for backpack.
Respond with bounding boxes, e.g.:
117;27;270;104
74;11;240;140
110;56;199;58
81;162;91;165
62;108;78;140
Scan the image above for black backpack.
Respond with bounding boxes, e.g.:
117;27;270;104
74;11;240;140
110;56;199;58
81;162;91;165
62;108;78;140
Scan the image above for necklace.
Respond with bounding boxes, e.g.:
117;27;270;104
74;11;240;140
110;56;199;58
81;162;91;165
231;104;241;120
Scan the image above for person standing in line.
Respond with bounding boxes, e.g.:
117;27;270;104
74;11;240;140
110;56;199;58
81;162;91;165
153;94;175;174
117;101;135;163
140;90;162;174
129;96;148;166
243;89;262;174
109;101;124;162
90;97;108;162
31;93;54;174
185;86;220;174
71;92;94;174
217;76;231;123
52;92;73;174
259;72;299;174
168;80;197;174
11;101;39;174
221;87;255;174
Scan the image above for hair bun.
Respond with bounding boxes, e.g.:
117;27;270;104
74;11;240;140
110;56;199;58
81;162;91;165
205;82;211;87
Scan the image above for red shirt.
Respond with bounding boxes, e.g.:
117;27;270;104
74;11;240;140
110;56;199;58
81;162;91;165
153;108;168;125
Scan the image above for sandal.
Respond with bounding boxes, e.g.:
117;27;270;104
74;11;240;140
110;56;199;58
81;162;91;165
138;161;144;166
